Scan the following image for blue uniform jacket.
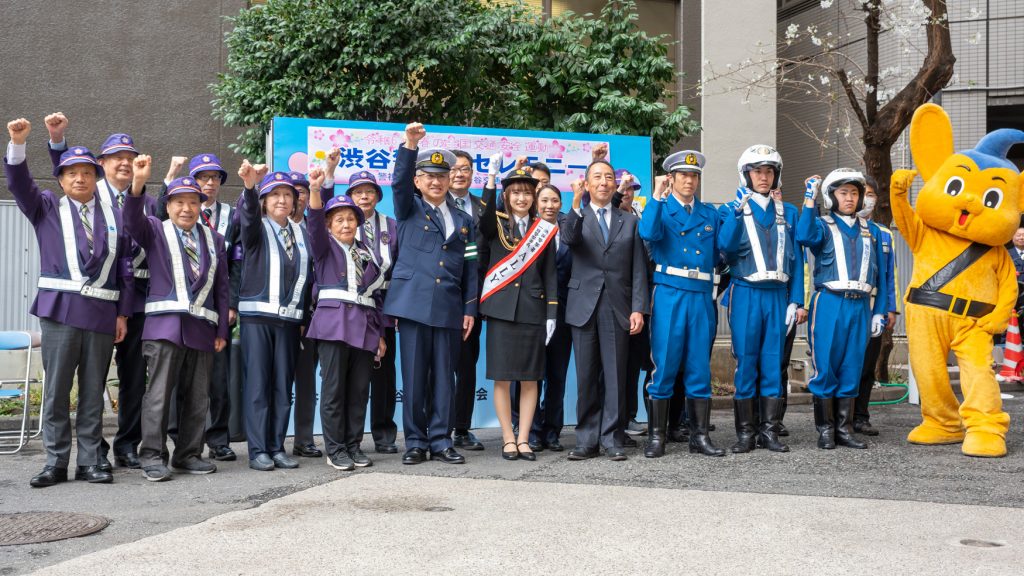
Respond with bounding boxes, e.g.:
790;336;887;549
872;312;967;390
639;196;719;294
717;198;804;306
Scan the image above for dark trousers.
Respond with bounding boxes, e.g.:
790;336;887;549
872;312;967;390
169;340;231;448
229;338;245;441
365;326;397;446
317;340;372;456
292;335;319;446
625;321;652;420
39;319;114;468
571;293;629;450
240;320;300;459
855;334;883;422
111;312;147;457
531;318;572;444
139;340;211;468
398;319;459;452
452;318;482;431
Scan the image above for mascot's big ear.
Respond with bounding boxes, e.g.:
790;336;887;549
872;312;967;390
909;103;955;182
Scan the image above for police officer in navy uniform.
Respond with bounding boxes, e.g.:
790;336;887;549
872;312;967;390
6;118;132;487
639;150;725;458
384;123;479;465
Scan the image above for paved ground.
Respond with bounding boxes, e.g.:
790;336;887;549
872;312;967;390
2;396;1022;575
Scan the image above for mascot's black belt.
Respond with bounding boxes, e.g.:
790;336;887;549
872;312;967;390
907;287;995;318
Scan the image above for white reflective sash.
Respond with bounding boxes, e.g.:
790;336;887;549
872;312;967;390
318;238;385;309
655;264;712;282
356;211;393;288
822;215;873;293
37;197;120;301
99;181;152;279
238;219;309;320
144;221;219;323
214;202;231;239
480;218;556;302
741;198;789;283
132;250;149;279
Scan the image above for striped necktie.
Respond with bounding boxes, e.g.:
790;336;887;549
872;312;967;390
79;204;94;252
117;192;125;209
182;229;201;280
364;219;375;244
351;247;364;285
280;227;295;260
202;208;214;227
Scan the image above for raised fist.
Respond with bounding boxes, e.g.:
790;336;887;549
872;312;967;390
44;112;68;142
132;155;152;194
308;167;325;190
488;152;502;177
571;176;585;200
591;143;609;162
890;169;917;197
253;163;269;181
404;122;426;148
7;118;31;145
238;159;259;189
170;156;188;170
325;147;341;173
618;172;634;192
804;175;821;200
514;155;529;170
653;175;670;200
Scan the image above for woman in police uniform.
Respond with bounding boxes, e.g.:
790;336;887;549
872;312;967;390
479;166;558;460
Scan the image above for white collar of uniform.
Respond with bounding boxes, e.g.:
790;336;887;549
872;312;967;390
751;192;771;210
449;190;470;201
836;213;856;227
68;195;96;212
671;194;694;210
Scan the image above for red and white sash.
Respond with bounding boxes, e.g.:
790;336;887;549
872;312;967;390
480;218;557;303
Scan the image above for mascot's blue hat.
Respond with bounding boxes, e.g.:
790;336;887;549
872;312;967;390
961;129;1024;172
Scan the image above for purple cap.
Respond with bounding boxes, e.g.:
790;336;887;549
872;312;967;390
345;170;382;199
288;172;310;190
258;172;297;198
324;195;366;227
188;154;228;184
53;147;105;179
166;176;208;203
98;133;139;158
614;169;641;190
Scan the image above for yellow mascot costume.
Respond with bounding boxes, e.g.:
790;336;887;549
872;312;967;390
892;103;1023;458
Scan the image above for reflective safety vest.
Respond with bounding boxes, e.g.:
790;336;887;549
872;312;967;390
238;219;310;321
820;215;875;294
356;211;393;289
143;221;219;324
37;197;120;301
317;239;386;309
98;180;151;280
737;198;789;283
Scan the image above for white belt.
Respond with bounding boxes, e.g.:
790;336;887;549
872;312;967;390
37;277;120;301
824;280;873;293
134;269;151;279
743;271;790;283
318;288;376;308
238;301;304;320
145;301;219;323
655;264;712;282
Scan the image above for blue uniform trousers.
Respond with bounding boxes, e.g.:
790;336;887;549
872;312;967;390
648;285;715;399
727;283;787;399
397;318;460;453
240;320;300;459
807;290;870;398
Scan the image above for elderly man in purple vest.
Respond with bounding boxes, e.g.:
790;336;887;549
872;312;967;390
124;156;229;481
6;118;132;487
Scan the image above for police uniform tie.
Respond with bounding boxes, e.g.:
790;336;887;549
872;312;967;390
597;207;610;243
79;204;94;252
433;207;446;236
685;204;692;215
280;226;295;260
182;228;201;280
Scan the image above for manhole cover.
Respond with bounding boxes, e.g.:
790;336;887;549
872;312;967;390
959;539;1006;549
0;512;109;546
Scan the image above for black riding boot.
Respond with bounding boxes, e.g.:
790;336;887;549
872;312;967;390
835;397;868;449
813;396;836;449
758;396;790;452
730;398;757;454
644;398;670;458
687;398;725;457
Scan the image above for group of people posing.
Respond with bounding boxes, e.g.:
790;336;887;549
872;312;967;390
6;115;897;488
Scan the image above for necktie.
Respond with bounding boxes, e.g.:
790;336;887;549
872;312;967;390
518;218;527;239
685;204;692;215
79;204;94;252
202;208;213;227
351;247;364;285
597;207;609;243
280;227;294;260
364;220;375;244
182;229;201;280
433;207;446;236
455;196;466;213
117;192;125;209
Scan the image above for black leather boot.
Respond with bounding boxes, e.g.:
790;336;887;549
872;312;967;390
813;396;836;449
730;398;757;453
644;398;670;458
687;398;725;456
778;384;790;437
757;396;790;452
835;397;868;449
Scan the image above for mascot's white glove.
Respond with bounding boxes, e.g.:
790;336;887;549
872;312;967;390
870;314;885;338
546;319;556;345
733;186;754;214
785;303;798;334
488;152;502;178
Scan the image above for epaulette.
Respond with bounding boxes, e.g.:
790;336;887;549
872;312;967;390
496;210;509;219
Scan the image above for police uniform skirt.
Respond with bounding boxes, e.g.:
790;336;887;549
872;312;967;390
485;318;545;381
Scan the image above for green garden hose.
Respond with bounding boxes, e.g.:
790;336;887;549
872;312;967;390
869;381;909;405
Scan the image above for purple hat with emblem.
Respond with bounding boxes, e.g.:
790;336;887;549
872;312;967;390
188;153;228;184
345;170;383;199
258;172;297;198
53;146;105;179
324;194;366;227
288;172;310;190
614;169;642;190
166;176;208;203
98;133;139;158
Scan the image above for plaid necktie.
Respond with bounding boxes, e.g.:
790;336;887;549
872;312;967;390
79;204;94;252
280;227;294;260
117;192;125;209
182;229;201;280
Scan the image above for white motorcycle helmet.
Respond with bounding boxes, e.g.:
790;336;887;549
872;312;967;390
821;168;866;213
737;145;783;192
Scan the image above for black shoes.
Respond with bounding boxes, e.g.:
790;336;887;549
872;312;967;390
622;435;638;448
328;451;355;471
143;464;172;482
606;447;628;461
114;452;141;469
516;442;536;461
502;442;519;461
432;447;466;464
375;442;399;454
75;465;113;483
813;396;836;449
453;431;484;451
403;448;427;465
687;398;725;457
730;398;757;454
835;398;868;449
349;447;373;467
249;454;275;471
209;445;237;461
528;439;545;452
292;442;323;458
567;446;599;460
271;452;300;469
547;439;564;452
172;457;217;475
853;419;879;436
30;466;68;488
757;397;790;453
667;425;689;443
97;457;113;474
644;398;670;458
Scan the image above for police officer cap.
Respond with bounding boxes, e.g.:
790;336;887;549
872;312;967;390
416;149;456;173
501;168;538;189
663;150;705;174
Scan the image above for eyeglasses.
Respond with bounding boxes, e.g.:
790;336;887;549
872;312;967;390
450;167;473;175
194;174;221;183
416;172;450;181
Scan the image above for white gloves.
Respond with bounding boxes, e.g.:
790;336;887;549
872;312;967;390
734;186;754;214
785;303;798;334
871;314;885;337
546;319;556;345
804;177;820;201
488;152;502;177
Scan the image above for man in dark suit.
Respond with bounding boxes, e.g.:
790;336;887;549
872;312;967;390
448;149;487;451
1009;227;1024;277
563;161;650;461
383;123;478;465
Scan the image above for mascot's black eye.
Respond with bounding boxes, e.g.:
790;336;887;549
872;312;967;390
944;176;963;196
982;188;1003;209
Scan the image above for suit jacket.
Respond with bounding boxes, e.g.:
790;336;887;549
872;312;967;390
1009;246;1024;278
554;212;573;309
450;190;489;299
382;146;479;329
561;203;649;330
477;185;557;324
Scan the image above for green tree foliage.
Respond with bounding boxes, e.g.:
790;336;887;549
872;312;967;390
212;0;696;161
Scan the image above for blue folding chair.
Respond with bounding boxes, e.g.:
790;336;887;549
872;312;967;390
0;331;43;454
